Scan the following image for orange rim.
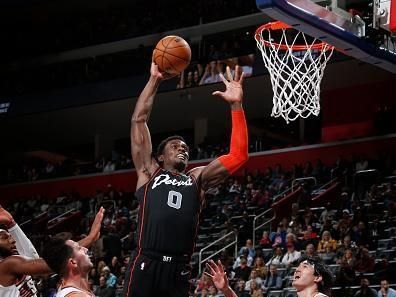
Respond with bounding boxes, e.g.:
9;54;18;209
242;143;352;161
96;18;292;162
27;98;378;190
255;21;334;51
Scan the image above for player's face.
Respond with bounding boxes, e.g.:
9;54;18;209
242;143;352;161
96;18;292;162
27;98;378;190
66;240;93;272
0;230;17;256
161;140;189;171
293;260;321;292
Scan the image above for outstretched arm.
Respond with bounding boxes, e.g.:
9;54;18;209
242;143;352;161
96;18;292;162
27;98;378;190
206;260;238;297
131;63;173;189
78;207;104;248
1;256;51;277
191;66;248;189
0;206;39;259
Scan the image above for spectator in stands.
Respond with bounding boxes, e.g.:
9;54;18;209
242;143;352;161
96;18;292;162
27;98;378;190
239;239;255;259
250;280;264;297
198;288;208;297
337;249;356;267
122;230;136;257
266;247;284;267
95;275;115;297
319;203;335;224
102;226;122;264
292;256;333;297
270;224;286;248
304;243;317;257
208;285;220;297
352;221;369;247
318;246;336;265
238;211;252;244
317;231;337;254
245;270;263;291
234;279;250;297
282;243;302;267
262;264;282;293
103;160;116;172
97;260;107;275
234;257;252;281
194;273;213;295
89;267;100;287
355;278;377;297
354;248;375;273
301;208;317;231
300;230;317;250
378;279;396;297
234;249;253;269
199;61;221;85
102;266;117;288
252;256;267;279
336;249;356;288
334;217;352;241
320;218;337;239
336;235;357;259
109;256;121;277
355;156;369;172
259;231;272;249
284;232;300;250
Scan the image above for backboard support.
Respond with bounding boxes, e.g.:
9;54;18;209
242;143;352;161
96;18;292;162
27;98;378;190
256;0;396;73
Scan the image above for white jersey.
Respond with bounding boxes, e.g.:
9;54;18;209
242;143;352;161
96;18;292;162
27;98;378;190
313;293;329;297
56;286;94;297
0;284;19;297
0;223;39;297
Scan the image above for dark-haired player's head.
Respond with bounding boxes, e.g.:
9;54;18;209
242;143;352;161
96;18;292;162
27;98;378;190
0;229;17;258
156;135;189;172
42;237;92;278
293;256;333;296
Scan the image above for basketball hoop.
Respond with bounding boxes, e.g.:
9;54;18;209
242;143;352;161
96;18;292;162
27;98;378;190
255;21;334;123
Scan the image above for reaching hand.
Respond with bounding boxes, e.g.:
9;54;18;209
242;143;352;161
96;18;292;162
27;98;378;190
205;260;229;291
212;65;244;103
88;207;105;242
150;62;177;80
0;205;15;228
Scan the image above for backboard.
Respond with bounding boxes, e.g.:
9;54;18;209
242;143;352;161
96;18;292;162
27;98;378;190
256;0;396;73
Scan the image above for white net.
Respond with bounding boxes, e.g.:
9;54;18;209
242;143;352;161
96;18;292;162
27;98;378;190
255;22;334;123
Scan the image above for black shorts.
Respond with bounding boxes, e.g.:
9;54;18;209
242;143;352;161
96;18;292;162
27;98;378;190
123;249;193;297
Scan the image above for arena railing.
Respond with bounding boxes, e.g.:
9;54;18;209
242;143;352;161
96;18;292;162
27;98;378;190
252;208;276;247
198;231;238;275
291;177;317;191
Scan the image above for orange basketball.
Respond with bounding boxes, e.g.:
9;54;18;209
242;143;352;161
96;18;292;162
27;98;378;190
152;36;191;74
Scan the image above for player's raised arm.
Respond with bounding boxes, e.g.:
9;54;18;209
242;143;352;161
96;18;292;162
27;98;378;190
191;65;248;189
131;63;172;189
0;256;51;277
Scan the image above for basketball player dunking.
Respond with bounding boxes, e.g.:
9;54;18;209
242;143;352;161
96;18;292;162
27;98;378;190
123;62;248;297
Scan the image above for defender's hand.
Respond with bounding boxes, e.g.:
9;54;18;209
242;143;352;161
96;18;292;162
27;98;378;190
212;65;244;103
88;207;105;242
205;260;229;291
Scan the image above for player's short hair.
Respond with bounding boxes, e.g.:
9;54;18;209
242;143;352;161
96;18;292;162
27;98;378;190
297;255;333;295
156;135;187;158
42;237;73;277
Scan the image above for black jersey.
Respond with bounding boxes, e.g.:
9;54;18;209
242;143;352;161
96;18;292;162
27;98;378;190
135;168;202;255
